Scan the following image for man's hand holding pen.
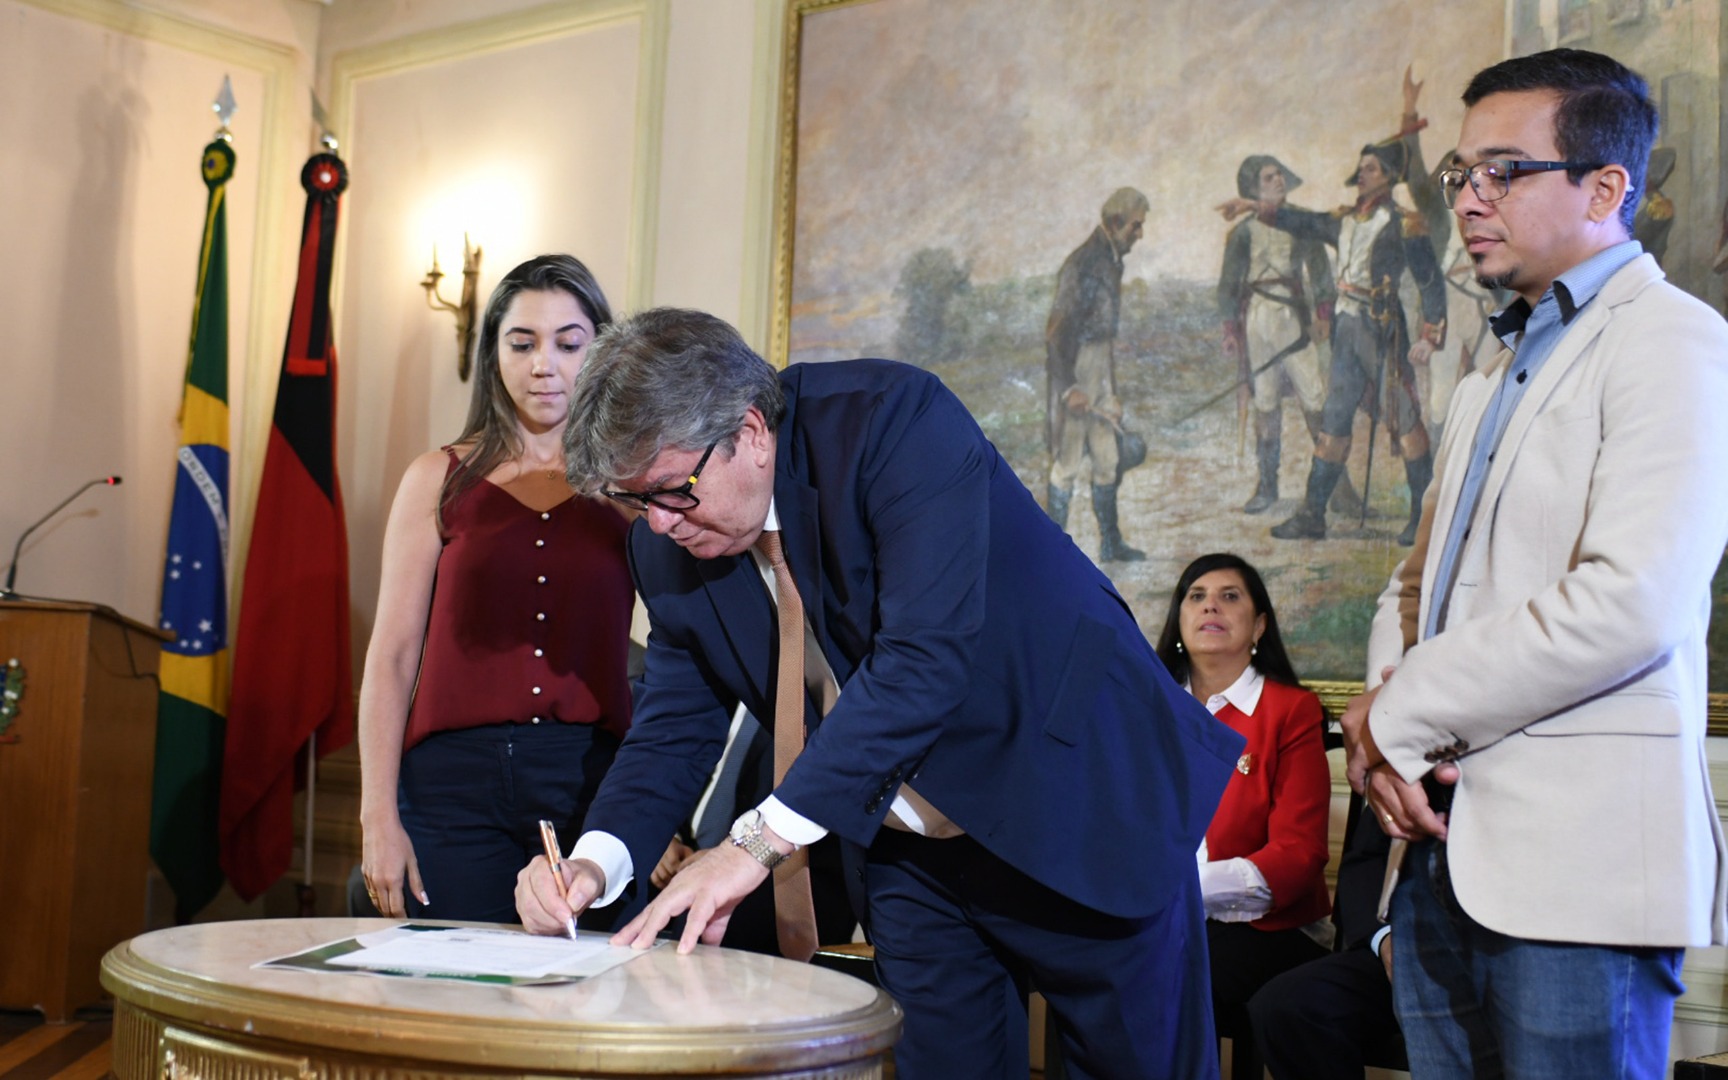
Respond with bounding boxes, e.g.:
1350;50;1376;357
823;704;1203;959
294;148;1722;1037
516;852;607;937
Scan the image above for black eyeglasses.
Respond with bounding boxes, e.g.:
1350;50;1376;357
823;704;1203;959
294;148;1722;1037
1438;159;1607;208
602;440;720;511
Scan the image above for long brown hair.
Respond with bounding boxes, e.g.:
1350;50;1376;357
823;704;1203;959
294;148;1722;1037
438;254;612;530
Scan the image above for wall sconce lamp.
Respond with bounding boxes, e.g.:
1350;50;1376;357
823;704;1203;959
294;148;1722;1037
421;235;482;381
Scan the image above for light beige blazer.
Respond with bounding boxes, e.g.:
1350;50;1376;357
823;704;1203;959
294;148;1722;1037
1367;253;1728;948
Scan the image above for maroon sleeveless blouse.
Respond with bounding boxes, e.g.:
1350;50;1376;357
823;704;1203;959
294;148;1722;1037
403;452;634;750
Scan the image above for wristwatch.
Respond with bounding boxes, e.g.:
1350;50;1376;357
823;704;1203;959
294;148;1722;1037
729;809;791;870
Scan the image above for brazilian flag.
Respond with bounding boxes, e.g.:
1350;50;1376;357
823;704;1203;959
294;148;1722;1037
150;137;235;921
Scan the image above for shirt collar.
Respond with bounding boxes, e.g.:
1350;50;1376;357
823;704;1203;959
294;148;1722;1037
1188;665;1265;716
1490;240;1642;345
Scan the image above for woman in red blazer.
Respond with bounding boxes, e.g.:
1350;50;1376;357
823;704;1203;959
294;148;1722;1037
1155;553;1332;1057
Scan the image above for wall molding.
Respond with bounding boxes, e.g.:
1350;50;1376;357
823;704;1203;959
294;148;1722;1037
737;0;787;353
326;0;669;311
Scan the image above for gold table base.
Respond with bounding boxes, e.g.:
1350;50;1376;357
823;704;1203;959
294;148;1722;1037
102;919;899;1079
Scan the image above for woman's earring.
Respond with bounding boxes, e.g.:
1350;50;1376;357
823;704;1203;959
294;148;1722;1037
1251;641;1259;656
1176;640;1185;654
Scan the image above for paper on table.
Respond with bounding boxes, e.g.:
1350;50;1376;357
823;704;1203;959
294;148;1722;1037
258;924;652;985
330;926;622;978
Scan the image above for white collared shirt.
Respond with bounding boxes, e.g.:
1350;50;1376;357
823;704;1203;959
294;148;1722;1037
1197;664;1265;718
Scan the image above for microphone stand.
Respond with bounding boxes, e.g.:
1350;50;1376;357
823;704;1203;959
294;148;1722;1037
2;477;121;600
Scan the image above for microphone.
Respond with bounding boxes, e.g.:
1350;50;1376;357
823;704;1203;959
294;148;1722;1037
2;476;122;600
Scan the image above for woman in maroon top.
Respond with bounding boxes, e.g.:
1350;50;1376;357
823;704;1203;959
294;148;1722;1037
358;255;634;922
1154;552;1332;1065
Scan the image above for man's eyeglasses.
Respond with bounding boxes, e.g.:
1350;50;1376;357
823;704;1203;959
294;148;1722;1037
603;440;720;512
1438;159;1611;208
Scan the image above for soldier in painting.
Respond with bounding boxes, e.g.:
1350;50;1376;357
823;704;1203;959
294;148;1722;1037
1398;67;1504;448
1633;147;1676;267
1045;187;1149;563
1217;155;1351;515
1227;136;1448;546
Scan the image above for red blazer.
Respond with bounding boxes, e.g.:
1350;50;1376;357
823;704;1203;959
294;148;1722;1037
1204;678;1331;932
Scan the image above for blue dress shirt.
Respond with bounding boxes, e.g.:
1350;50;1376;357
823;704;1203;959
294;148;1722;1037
1425;241;1644;637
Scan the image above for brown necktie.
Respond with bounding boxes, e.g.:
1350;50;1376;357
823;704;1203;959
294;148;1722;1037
755;529;819;962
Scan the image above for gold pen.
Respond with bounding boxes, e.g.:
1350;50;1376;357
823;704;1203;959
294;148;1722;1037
537;819;578;941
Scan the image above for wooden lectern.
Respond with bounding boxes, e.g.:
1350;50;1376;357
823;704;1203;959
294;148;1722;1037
0;600;168;1022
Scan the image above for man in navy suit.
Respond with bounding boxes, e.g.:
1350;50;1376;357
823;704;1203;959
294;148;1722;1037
514;308;1242;1079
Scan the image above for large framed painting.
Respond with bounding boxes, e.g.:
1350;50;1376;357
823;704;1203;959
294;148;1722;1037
769;0;1728;724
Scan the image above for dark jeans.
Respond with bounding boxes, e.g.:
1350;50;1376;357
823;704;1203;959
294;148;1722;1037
1392;840;1685;1079
398;720;618;924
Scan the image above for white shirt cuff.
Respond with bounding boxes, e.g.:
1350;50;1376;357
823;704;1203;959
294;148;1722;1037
570;831;633;908
1370;924;1393;958
759;795;830;847
1198;856;1274;922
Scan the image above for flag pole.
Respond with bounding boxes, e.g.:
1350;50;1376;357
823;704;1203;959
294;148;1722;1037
299;731;317;915
294;95;340;920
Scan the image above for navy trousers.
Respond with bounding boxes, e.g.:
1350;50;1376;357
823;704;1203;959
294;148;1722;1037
1247;944;1404;1079
398;720;619;924
866;830;1218;1080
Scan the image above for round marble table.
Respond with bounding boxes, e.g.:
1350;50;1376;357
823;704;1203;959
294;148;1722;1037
100;918;900;1078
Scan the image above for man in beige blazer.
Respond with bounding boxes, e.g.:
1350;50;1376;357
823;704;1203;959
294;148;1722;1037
1340;48;1728;1077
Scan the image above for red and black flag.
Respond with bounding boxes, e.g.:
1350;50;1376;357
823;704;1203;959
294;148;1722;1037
221;152;354;900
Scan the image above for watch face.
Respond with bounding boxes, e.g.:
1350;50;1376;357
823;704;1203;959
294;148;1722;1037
730;809;761;842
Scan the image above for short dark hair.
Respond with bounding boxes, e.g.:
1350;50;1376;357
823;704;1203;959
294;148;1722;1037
1236;155;1301;200
563;308;787;492
1154;552;1303;689
1462;48;1657;233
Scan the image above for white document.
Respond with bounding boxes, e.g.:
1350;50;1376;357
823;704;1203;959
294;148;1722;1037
325;926;642;980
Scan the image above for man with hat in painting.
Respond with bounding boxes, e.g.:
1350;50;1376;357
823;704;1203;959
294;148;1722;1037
1217;154;1350;515
1044;186;1150;562
1232;136;1448;546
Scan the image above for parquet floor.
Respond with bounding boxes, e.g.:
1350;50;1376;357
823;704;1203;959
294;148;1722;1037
0;1010;111;1080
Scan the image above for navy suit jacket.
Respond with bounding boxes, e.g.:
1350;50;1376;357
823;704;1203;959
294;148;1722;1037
583;360;1242;919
